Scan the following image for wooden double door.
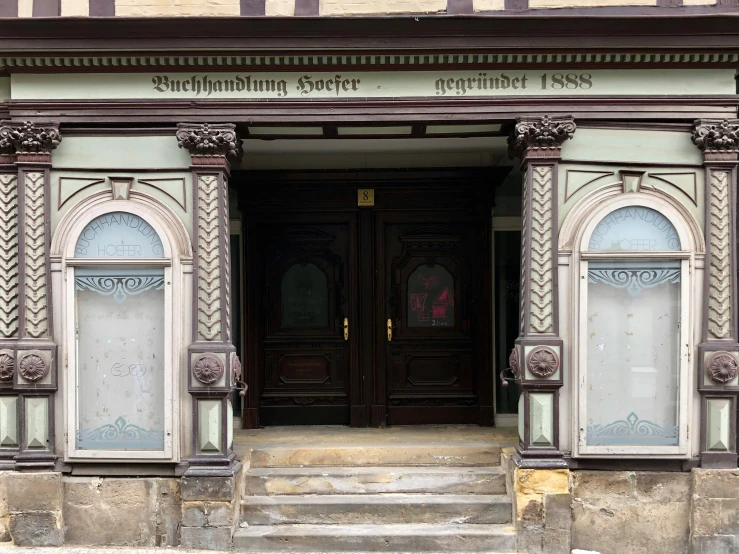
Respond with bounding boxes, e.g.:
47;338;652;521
241;170;500;428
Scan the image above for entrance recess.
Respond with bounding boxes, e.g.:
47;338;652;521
239;169;506;428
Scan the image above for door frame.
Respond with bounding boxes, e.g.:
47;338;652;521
235;168;508;428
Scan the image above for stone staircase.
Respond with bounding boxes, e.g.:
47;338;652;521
233;437;516;552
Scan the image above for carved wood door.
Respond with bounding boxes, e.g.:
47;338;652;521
379;212;491;425
246;214;356;426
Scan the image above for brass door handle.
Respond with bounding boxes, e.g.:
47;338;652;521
344;318;349;341
387;319;393;342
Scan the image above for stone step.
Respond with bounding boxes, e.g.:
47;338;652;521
245;465;507;495
241;494;512;525
249;445;501;468
233;523;517;552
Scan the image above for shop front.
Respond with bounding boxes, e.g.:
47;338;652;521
0;13;737;553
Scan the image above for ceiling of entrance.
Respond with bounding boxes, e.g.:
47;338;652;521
240;136;511;170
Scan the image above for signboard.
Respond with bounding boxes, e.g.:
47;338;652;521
10;69;736;100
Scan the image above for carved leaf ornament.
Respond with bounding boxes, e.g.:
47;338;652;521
692;119;739;152
526;346;559;378
193;354;224;385
19;352;49;382
0;352;13;381
176;123;242;160
0;120;61;155
706;352;739;385
508;115;576;158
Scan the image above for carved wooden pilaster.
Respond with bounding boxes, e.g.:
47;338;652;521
0;120;61;469
177;123;242;476
692;119;739;468
507;115;575;468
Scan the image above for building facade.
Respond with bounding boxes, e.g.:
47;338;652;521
0;1;737;553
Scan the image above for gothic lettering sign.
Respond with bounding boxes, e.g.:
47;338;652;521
10;69;735;100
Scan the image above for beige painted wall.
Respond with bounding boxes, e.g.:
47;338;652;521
116;0;240;17
320;0;445;14
61;0;89;16
473;0;504;11
266;0;294;15
531;0;653;6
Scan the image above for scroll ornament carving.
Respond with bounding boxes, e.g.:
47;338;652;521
233;354;242;381
0;174;18;338
176;123;243;161
692;119;739;152
508;115;576;159
509;347;520;378
24;172;48;338
193;354;225;385
0;353;13;381
706;352;739;384
19;352;49;382
529;166;554;334
0;121;61;155
526;346;559;378
197;175;222;341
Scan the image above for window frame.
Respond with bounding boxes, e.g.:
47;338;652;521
573;199;694;459
63;204;177;461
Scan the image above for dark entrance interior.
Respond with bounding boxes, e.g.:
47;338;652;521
237;168;509;428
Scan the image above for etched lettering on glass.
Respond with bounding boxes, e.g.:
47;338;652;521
75;212;164;258
281;263;329;329
588;206;681;252
408;264;455;328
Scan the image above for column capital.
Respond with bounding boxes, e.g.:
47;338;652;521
692;119;739;161
176;123;243;166
508;115;576;161
0;120;61;162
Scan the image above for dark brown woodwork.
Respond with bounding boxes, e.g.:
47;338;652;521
245;213;356;426
238;169;504;427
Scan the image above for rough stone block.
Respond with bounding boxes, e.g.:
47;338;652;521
6;472;62;512
572;471;633;498
63;477;157;546
544;492;571;531
572;496;689;554
9;512;63;547
181;476;235;502
692;534;739;554
181;525;232;551
156;478;182;547
516;468;569;495
207;501;234;527
516;522;543;554
693;469;739;499
634;472;690;503
0;472;9;542
542;526;570;554
182;502;207;527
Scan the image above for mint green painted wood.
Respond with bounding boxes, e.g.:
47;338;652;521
529;393;554;447
0;396;18;447
706;398;731;452
198;399;222;454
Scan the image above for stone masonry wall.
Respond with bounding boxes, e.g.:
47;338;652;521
571;471;691;554
504;449;739;554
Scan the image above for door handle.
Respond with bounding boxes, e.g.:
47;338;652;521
387;319;393;342
344;318;349;341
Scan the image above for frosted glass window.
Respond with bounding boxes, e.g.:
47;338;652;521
588;206;681;252
408;264;455;328
75;212;164;258
281;263;329;328
75;267;165;451
585;260;680;446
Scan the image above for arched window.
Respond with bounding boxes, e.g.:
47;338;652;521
63;209;177;460
577;203;691;457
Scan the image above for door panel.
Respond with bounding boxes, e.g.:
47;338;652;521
381;215;490;425
247;216;356;426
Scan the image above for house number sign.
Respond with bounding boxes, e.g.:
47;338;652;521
358;189;375;207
